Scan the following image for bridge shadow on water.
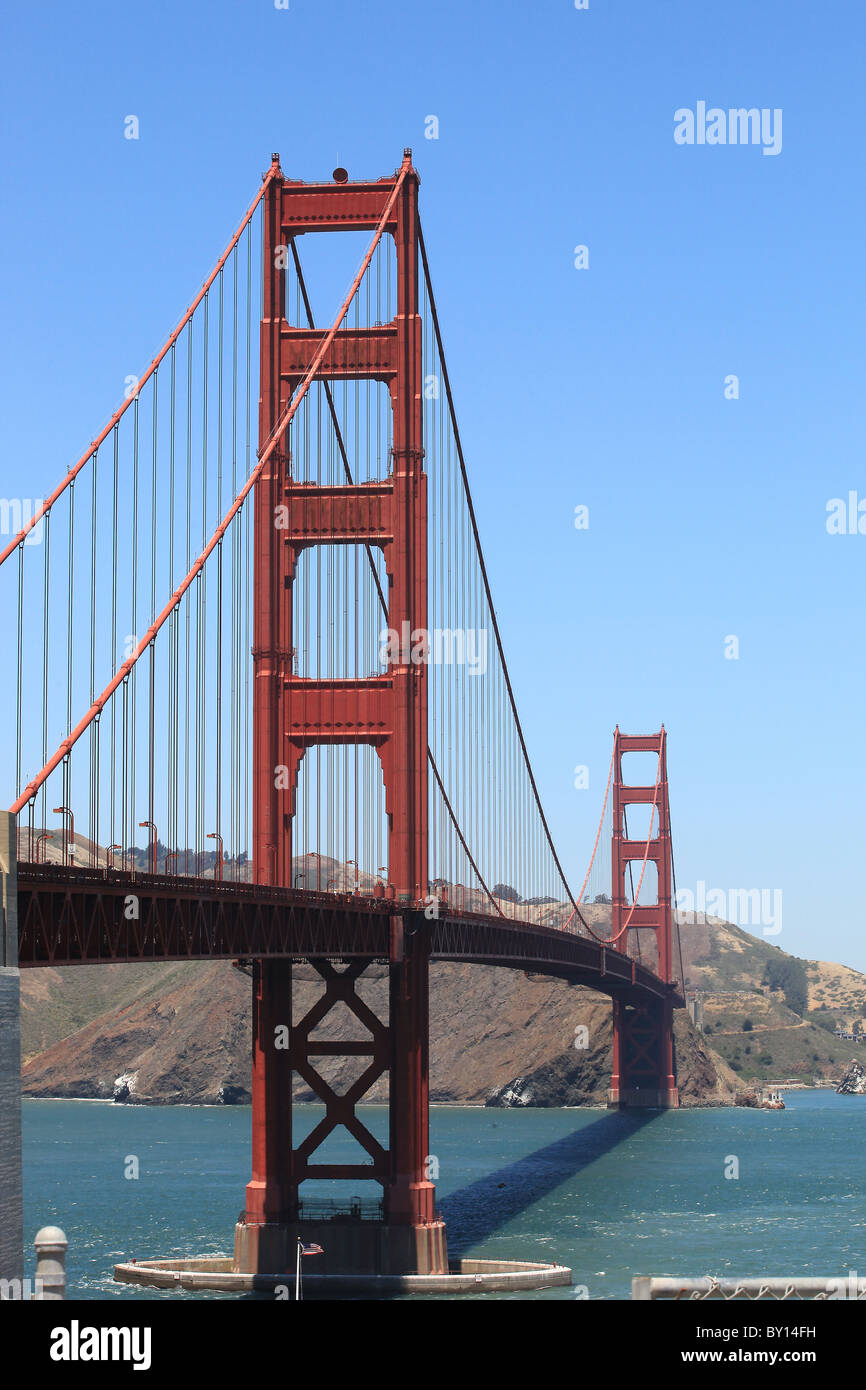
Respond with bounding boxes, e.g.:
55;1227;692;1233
285;1110;664;1299
439;1108;662;1253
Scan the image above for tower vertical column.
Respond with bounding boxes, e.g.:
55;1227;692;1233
388;914;435;1231
252;154;293;891
243;959;295;1231
380;166;436;1245
241;156;298;1268
385;162;428;903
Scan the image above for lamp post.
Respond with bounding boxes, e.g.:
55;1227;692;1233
107;843;122;872
165;850;178;877
35;832;53;864
138;821;157;874
347;858;360;893
207;832;223;881
53;805;74;867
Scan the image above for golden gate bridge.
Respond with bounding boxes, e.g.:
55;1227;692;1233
1;151;684;1281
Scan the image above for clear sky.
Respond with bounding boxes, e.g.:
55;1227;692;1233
1;1;864;967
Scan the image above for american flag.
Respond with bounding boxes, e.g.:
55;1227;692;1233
300;1243;323;1256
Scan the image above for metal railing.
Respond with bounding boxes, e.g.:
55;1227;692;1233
633;1274;866;1300
297;1198;384;1223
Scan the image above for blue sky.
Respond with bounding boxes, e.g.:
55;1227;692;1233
1;1;864;967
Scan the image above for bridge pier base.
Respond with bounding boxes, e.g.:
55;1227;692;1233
607;997;679;1109
235;918;448;1278
233;1217;447;1278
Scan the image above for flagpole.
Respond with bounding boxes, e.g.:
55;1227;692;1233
296;1238;302;1301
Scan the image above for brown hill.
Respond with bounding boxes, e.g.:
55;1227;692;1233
26;899;861;1107
20;957;735;1108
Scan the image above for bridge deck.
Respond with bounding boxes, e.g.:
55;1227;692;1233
15;863;680;1005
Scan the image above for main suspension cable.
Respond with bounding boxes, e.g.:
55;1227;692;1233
418;221;583;924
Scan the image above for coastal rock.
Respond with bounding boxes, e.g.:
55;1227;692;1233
836;1059;866;1095
217;1083;250;1105
486;1077;535;1107
113;1071;137;1103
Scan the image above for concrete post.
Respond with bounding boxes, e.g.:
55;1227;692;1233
0;811;23;1287
34;1227;67;1300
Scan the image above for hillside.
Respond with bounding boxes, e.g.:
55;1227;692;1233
20;959;735;1108
676;912;866;1085
19;905;866;1106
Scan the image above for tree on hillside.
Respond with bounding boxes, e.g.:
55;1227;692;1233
762;955;808;1017
492;883;521;903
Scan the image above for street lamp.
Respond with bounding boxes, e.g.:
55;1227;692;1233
107;844;122;872
164;850;178;877
374;865;389;898
347;858;361;893
35;832;53;864
138;821;157;875
207;832;223;882
53;805;74;867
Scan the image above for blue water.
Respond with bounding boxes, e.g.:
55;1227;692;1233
20;1091;866;1299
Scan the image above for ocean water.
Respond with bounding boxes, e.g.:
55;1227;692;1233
20;1090;866;1300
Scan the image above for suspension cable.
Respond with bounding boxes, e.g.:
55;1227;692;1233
0;159;282;568
418;221;583;923
583;744;663;948
9;164;407;817
289;239;505;918
561;736;617;931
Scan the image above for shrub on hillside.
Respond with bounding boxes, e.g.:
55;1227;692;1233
806;1010;838;1034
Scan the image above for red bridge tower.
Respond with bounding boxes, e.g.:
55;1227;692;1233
608;728;680;1108
235;152;445;1276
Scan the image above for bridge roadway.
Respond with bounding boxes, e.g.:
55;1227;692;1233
15;862;680;1006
